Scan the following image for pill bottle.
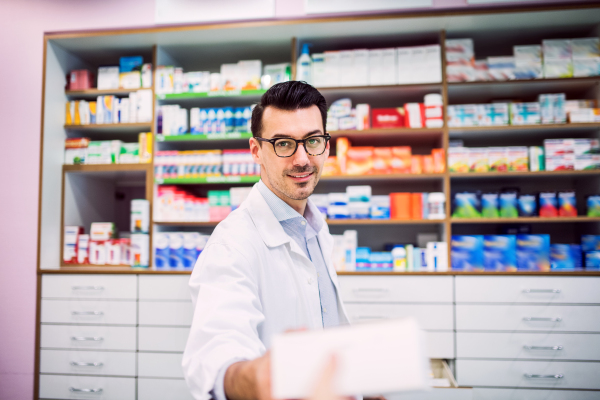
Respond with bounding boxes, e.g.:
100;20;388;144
428;192;446;219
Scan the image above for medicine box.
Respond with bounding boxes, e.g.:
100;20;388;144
448;147;470;173
90;222;115;241
478;103;509;126
451;235;484;271
131;199;149;233
510;102;541;125
488;147;508;172
516;234;550;271
484;235;517;271
507;146;529;171
63;226;84;263
131;233;149;268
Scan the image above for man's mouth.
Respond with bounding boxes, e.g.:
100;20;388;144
287;171;314;182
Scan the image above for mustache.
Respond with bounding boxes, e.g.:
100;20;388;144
285;166;317;175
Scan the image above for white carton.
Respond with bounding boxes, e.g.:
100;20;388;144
130;233;149;268
353;49;369;86
324;51;341;87
339;50;355;87
131;199;149;233
312;53;327;87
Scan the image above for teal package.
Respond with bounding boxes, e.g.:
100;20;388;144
517;234;550;271
518;194;537;217
356;247;371;270
481;193;499;218
451;235;484;270
581;235;600;252
452;192;481;218
550;244;575;270
484;235;517;271
571;244;582;269
500;192;519;218
585;251;600;270
587;195;600;217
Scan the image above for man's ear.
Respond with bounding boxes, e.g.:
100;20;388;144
250;137;261;164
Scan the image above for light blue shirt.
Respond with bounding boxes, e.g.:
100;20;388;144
211;180;340;400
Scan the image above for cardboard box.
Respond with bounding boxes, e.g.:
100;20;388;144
371;108;404;128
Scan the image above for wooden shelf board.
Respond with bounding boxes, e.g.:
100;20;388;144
155;221;219;226
156;175;260;184
449;123;600;132
50;266;192;274
316;83;442;91
452;217;600;224
328;128;443;139
447;76;600;87
64;123;152;131
450;170;600;178
63;163;152;173
157;89;266;100
155;219;446;227
321;173;446;181
157;132;252;142
65;88;142;97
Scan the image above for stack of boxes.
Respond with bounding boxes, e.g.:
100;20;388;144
96;56;152;90
65;90;153;125
153;149;259;180
154;232;210;270
63;133;152;165
545;138;600;171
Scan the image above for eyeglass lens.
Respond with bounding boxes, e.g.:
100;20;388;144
274;136;327;157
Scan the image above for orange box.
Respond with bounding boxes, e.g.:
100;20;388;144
390;193;411;220
422;155;434;173
411;155;423;174
323;156;340;176
391;146;412;174
346;146;374;175
336;137;350;174
410;193;423;220
372;147;393;174
432;148;445;173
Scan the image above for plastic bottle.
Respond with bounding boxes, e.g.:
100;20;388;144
296;43;312;84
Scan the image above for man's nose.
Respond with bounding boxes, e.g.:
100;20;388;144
292;142;310;166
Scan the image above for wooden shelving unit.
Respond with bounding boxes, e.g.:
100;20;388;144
65;88;144;98
451;216;600;224
449;170;600;178
63;122;152;132
63;163;152;173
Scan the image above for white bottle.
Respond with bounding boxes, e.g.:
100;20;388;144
296;43;312;84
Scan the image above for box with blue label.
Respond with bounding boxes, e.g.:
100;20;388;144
356;247;371;271
484;235;516;271
516;234;550;271
451;235;484;271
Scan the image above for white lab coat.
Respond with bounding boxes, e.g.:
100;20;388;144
182;185;350;400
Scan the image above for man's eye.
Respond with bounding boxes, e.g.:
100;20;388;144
276;141;291;147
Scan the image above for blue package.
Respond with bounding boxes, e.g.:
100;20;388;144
581;235;600;252
451;235;484;271
421;193;429;219
370;251;393;270
500;191;519;218
356;247;371;270
481;193;499;218
518;194;537;217
234;107;244;132
452;192;481;218
119;56;143;72
570;244;582;269
182;233;200;269
222;107;234;133
585;251;600;270
484;235;517;271
216;108;226;134
168;233;185;269
154;233;170;269
550;244;575;270
516;234;550;271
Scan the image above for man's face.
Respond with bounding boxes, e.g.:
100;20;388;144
250;105;329;202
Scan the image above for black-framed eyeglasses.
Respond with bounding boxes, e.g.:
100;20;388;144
255;134;331;158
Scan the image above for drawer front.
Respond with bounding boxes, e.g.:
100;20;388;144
138;353;185;378
138;327;190;352
40;349;136;376
455;277;600;304
472;388;600;400
138;378;194;400
456;305;600;332
41;299;137;325
345;303;454;330
42;274;137;300
41;325;136;351
457;332;600;361
427;331;455;359
338;276;453;303
39;374;135;400
456;359;600;390
387;388;473;400
139;275;191;300
139;301;193;326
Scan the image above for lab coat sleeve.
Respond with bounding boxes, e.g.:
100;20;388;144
182;242;267;400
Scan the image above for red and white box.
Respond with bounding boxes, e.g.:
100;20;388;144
371;108;405;129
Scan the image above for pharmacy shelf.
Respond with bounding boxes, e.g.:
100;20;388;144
155;175;260;184
328;127;443;141
63;163;152;173
321;173;445;181
64;123;152;133
449;170;600;178
154;219;446;227
156;132;252;142
450;123;600;139
65;88;143;99
451;216;600;224
155;221;219;226
52;266;192;274
156;89;267;100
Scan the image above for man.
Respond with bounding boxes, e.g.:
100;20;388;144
182;81;349;400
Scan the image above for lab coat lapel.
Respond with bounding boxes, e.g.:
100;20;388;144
244;186;290;248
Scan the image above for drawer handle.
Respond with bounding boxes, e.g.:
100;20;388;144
72;286;104;290
523;289;561;293
524;374;564;379
72;311;104;316
71;361;104;367
71;336;104;341
69;387;103;393
523;317;562;322
524;345;563;351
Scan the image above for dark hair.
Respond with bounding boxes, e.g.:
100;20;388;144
251;81;327;138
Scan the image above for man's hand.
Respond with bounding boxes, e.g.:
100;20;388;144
224;352;272;400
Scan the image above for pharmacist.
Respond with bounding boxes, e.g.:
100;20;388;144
183;81;349;400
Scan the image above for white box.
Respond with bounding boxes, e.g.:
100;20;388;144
137;89;153;123
353;49;369;86
97;66;120;90
312;53;327;87
131;233;149;268
324;51;341;87
339;50;355;87
271;318;429;399
131;199;150;233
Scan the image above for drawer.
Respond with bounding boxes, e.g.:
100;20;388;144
456;305;600;332
42;274;137;300
139;301;193;326
41;325;136;351
138;327;190;352
345;303;454;330
39;374;135;400
456;359;600;390
338;276;453;303
455;277;600;304
138;378;194;400
40;349;136;376
472;388;600;400
388;388;473;400
427;331;455;359
41;299;137;325
138;353;184;378
139;275;191;300
457;332;600;361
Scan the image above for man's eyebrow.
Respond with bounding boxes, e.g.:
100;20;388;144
270;130;323;139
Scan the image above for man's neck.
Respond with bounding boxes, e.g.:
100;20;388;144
261;175;307;215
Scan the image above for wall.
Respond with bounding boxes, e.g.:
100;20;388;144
0;0;590;399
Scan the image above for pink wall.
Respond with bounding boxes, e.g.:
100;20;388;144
0;0;590;399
